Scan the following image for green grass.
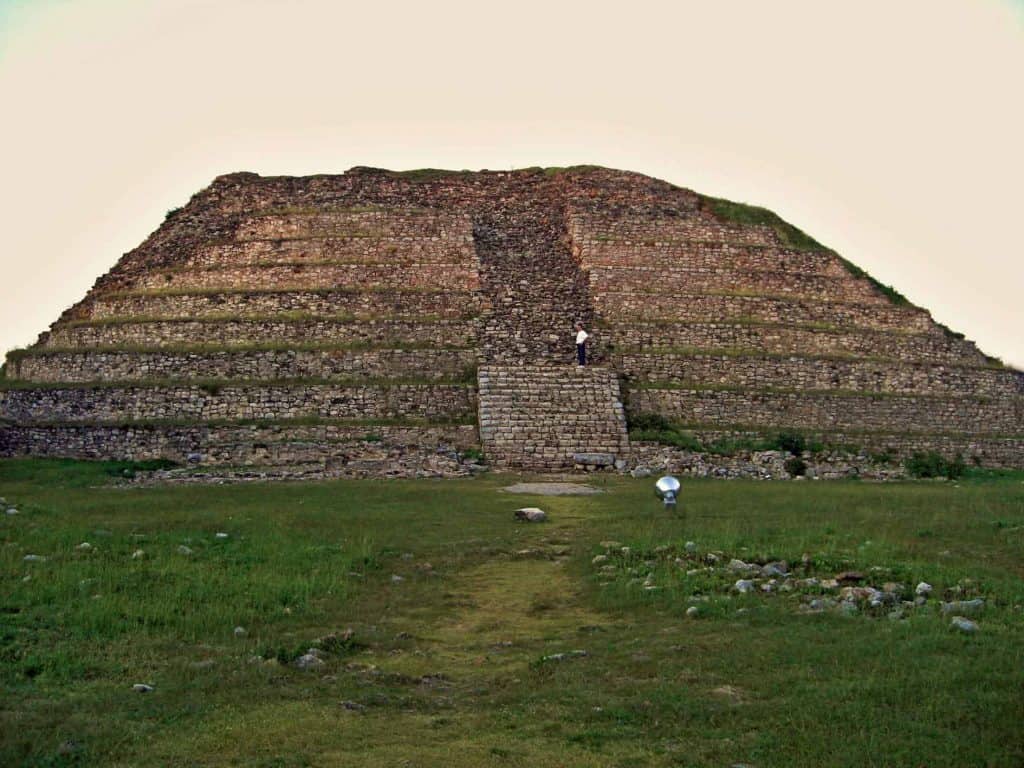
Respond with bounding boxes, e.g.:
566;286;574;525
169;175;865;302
703;195;826;251
2;461;1023;766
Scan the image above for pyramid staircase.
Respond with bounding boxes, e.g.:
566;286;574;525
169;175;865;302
472;198;630;470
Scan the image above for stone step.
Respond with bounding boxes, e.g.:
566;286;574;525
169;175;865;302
88;289;481;321
0;383;477;424
183;238;472;268
606;321;987;367
579;240;846;277
617;352;1021;398
130;263;479;292
234;209;473;241
628;386;1024;435
592;291;933;333
5;348;477;384
42;318;477;349
587;265;884;304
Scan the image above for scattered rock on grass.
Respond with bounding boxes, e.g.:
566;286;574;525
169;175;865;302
177;545;194;556
950;616;979;633
131;549;146;560
502;482;602;496
132;683;154;693
233;626;247;638
514;507;547;523
294;652;325;670
215;532;229;540
23;554;46;562
540;650;588;663
76;542;93;551
916;582;933;596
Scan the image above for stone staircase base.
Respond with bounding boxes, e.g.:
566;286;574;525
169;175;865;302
477;364;630;470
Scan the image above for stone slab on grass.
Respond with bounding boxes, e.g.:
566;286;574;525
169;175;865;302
501;482;604;496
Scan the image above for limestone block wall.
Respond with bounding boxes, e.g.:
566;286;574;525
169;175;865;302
43;318;476;349
618;353;1022;398
0;423;478;467
131;263;479;292
0;383;475;423
234;209;471;240
6;348;476;383
594;293;934;333
570;214;779;247
606;322;981;365
632;431;1024;470
587;266;883;304
184;238;470;268
628;387;1023;434
88;290;481;321
477;365;629;469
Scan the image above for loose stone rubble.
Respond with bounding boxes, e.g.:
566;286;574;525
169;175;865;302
591;539;991;628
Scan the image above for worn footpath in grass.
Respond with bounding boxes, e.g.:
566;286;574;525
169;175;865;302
2;460;1023;766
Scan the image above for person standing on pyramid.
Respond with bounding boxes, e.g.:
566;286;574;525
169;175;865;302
575;322;589;366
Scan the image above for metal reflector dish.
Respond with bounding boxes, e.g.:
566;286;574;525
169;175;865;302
655;475;681;506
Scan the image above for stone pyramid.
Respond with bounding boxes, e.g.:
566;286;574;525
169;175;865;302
1;166;1021;477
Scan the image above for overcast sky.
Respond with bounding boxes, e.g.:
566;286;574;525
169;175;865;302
1;0;1021;368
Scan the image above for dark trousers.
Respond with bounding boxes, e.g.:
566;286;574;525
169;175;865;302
576;343;586;365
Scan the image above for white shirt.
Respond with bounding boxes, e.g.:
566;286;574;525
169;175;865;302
575;329;589;345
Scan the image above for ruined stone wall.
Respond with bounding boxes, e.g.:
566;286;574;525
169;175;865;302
594;292;933;333
0;423;478;475
605;322;980;364
131;263;478;292
628;387;1022;434
88;290;480;321
630;437;1024;476
0;383;475;423
43;318;475;349
618;353;1021;398
7;349;476;384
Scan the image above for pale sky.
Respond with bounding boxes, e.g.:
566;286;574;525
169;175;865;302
1;0;1022;368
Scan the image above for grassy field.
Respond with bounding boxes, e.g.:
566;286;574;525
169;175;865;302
2;460;1023;767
